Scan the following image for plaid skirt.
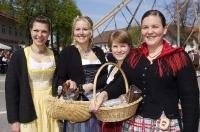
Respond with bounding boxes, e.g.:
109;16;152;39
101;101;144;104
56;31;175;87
122;115;181;132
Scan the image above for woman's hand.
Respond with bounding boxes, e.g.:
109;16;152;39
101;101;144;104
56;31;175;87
82;83;93;93
10;122;20;132
89;91;108;112
64;80;77;91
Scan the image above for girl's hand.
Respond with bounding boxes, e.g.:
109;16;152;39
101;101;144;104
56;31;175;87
64;80;77;91
89;91;108;112
82;83;93;93
10;122;20;132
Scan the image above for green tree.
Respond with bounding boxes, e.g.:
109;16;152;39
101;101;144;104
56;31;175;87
52;0;81;47
128;26;141;47
0;1;13;15
14;0;81;50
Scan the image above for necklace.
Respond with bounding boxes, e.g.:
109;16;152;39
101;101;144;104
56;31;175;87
30;45;47;54
76;45;91;57
148;50;162;58
82;49;90;57
148;46;163;59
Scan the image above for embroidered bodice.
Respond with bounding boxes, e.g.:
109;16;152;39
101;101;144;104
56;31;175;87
24;47;56;89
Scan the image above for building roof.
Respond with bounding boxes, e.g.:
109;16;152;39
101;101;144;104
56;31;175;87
93;28;127;45
93;30;112;45
167;24;199;42
0;11;16;21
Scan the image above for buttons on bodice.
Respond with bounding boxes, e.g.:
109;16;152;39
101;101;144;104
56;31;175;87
142;73;146;77
140;66;149;105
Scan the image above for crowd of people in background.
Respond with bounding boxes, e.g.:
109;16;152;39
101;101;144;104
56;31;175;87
0;49;12;74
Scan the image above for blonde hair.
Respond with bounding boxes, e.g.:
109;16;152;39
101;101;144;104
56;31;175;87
72;16;93;46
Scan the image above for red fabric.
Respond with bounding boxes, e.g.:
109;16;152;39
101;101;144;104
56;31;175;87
139;39;184;59
101;122;122;132
127;47;141;68
128;39;188;77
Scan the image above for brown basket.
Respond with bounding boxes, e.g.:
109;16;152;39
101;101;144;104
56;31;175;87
93;62;142;122
46;96;91;123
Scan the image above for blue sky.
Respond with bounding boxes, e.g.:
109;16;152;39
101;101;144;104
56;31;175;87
75;0;174;36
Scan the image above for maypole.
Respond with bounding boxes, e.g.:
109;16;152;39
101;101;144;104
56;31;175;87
176;0;180;47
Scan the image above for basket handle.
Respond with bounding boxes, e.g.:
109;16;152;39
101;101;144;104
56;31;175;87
93;62;129;100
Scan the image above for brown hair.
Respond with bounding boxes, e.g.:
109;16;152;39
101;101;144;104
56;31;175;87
108;30;132;48
29;15;51;31
141;10;166;27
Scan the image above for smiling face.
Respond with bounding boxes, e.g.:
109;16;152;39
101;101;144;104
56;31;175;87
111;42;130;62
109;30;132;63
141;15;167;47
73;19;92;45
30;22;50;46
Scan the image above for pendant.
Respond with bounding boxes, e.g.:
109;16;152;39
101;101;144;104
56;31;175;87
159;111;170;130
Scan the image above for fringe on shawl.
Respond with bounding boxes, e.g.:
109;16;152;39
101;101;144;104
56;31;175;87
157;51;188;77
128;42;189;77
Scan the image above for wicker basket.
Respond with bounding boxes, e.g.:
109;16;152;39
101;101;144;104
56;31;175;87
93;62;142;122
46;96;91;123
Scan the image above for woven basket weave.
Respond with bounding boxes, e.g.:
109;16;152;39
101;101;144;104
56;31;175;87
93;62;142;122
46;96;91;123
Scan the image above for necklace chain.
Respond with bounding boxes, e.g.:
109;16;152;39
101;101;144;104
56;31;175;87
82;49;90;57
148;46;162;59
75;44;91;58
148;50;162;58
76;45;91;57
